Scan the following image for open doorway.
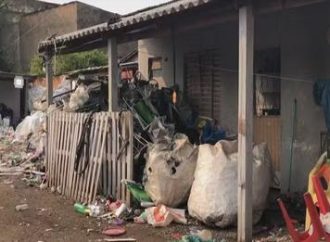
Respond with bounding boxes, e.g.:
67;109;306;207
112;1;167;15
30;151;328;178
254;47;281;176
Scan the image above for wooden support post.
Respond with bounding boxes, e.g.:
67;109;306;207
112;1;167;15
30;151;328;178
238;5;254;242
45;53;53;106
108;38;119;112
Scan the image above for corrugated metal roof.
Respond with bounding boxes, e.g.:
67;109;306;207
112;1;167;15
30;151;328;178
38;0;213;52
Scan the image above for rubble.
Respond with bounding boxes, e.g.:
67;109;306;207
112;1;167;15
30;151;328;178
0;110;46;188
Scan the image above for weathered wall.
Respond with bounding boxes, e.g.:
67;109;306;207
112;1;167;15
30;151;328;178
279;3;328;192
0;0;56;72
139;23;239;132
138;1;330;191
175;22;239;133
19;3;78;72
19;2;117;73
138;30;174;88
0;15;21;71
77;3;116;29
0;80;21;125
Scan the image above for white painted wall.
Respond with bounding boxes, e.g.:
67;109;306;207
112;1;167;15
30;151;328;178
138;31;174;88
279;3;328;192
138;2;330;191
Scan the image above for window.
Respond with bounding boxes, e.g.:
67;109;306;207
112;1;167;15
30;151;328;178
148;57;162;80
254;48;281;116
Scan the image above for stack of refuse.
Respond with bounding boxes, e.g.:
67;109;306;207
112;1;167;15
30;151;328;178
120;77;227;159
121;139;272;229
0;110;46;186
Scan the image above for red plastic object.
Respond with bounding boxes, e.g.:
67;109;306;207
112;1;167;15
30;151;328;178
102;226;126;236
277;193;325;242
312;175;330;215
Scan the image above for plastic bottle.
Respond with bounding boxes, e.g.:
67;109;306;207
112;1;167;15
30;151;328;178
74;203;90;215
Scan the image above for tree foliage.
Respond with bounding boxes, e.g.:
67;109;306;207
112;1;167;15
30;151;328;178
30;49;108;76
30;55;44;76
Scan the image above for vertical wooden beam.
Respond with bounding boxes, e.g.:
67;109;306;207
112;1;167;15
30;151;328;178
238;5;254;242
108;38;119;112
45;53;53;106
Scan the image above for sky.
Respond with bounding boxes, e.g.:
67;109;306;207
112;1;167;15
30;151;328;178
40;0;170;14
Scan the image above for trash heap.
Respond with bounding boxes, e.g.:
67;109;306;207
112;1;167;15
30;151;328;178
29;76;108;114
0;111;46;187
64;75;272;238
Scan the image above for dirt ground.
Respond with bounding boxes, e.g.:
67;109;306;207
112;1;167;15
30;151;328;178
0;176;290;242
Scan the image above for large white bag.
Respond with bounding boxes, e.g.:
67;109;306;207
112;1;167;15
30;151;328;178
144;134;198;207
15;111;46;140
188;140;271;228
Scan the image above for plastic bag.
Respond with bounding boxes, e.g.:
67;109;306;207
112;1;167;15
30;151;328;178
15;111;46;140
63;85;89;112
188;140;271;228
144;134;198;207
145;204;187;227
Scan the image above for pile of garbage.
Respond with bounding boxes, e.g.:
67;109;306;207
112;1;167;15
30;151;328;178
74;137;272;236
0;111;46;187
120;78;227;148
28;76;108;114
64;75;273;233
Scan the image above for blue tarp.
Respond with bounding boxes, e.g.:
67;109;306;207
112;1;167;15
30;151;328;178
314;80;330;130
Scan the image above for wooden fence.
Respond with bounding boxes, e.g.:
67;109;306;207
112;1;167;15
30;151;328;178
47;111;133;204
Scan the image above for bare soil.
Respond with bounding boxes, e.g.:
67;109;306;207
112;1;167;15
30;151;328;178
0;177;289;242
0;177;168;242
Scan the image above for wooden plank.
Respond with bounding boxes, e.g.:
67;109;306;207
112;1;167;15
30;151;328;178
85;114;102;202
64;113;74;195
121;113;127;201
61;113;70;194
116;113;121;199
108;38;119;112
68;114;79;197
238;5;254;242
81;114;100;202
111;112;117;198
126;112;134;204
56;112;64;188
90;113;108;203
107;114;112;196
75;113;88;201
72;113;85;199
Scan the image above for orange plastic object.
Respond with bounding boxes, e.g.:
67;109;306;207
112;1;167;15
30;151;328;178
278;193;325;242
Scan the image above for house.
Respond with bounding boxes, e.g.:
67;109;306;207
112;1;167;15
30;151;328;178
38;0;329;240
0;0;120;72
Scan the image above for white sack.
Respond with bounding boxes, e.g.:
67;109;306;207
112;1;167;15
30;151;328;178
144;134;198;207
188;140;271;228
15;111;46;140
63;85;89;112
